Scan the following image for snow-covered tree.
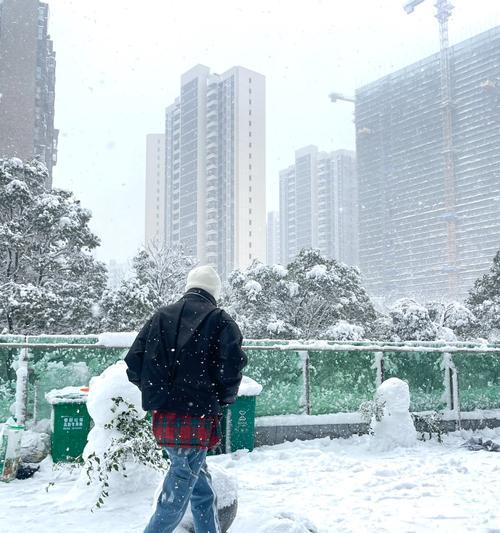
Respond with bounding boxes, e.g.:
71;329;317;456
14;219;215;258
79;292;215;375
223;249;377;339
99;243;195;331
0;158;107;335
466;250;500;339
389;298;437;341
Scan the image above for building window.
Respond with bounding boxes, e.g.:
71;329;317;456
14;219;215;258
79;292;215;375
249;153;252;159
249;121;252;127
249;164;252;170
249;142;252;148
249;109;252;116
249;219;252;226
249;77;252;83
249;242;252;248
249;99;252;105
249;131;252;137
249;186;252;192
249;208;252;214
249;254;252;259
249;174;252;181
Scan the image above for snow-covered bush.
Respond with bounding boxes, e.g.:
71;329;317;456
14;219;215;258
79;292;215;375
466;250;500;339
99;243;194;331
322;320;364;341
412;411;444;443
389;298;437;341
223;249;377;339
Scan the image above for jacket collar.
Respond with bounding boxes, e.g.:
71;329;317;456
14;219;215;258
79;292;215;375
184;288;217;306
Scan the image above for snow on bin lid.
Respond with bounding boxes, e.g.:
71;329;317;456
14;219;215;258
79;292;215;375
237;376;262;397
45;386;89;405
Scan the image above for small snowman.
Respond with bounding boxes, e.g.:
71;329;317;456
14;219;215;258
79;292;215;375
370;377;417;451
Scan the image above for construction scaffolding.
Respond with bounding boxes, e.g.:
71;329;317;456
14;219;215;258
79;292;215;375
356;27;500;301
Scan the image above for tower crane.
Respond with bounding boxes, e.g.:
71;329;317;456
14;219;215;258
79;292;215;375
404;0;457;299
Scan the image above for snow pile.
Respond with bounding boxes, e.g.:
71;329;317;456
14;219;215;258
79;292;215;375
85;361;144;430
256;512;319;533
65;362;160;506
238;376;262;397
370;378;417;451
20;430;50;463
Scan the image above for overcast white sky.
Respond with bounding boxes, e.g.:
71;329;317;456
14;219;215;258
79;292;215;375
46;0;500;264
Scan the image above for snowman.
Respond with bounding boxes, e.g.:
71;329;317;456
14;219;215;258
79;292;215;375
370;377;417;451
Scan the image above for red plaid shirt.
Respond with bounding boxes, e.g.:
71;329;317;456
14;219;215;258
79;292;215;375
152;411;222;450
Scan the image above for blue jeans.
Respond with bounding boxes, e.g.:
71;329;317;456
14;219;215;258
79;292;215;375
144;447;221;533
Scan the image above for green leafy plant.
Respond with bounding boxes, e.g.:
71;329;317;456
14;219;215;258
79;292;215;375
358;398;386;432
412;411;445;443
84;396;168;510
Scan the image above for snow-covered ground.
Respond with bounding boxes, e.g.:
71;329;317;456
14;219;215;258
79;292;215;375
1;427;499;533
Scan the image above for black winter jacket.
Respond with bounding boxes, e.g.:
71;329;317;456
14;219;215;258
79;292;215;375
124;289;247;416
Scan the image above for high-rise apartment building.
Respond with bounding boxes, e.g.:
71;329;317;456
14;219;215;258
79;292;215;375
266;211;280;265
356;27;500;301
145;134;166;247
280;146;358;266
162;64;266;279
0;0;57;185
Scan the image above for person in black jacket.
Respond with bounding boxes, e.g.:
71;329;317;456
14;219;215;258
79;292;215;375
125;265;247;533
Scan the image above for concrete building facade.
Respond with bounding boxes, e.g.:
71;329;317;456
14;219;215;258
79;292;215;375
162;64;266;279
145;134;166;247
280;146;358;266
266;211;280;265
0;0;57;184
356;27;500;301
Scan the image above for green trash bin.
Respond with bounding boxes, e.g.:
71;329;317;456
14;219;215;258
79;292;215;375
45;386;92;462
213;376;262;454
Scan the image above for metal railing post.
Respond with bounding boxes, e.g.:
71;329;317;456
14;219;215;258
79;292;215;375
374;351;385;388
443;352;454;411
14;336;29;426
298;351;311;415
451;366;461;430
442;351;461;429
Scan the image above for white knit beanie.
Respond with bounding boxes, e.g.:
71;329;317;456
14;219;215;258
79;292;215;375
185;265;222;301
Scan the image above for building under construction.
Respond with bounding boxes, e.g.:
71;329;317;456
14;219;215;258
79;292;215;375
356;26;500;302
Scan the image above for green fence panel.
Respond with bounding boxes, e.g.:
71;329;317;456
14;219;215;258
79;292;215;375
243;341;303;416
383;351;445;411
309;350;376;414
27;336;125;421
453;352;500;410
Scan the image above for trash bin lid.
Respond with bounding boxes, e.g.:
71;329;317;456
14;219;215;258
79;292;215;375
45;386;89;405
237;376;262;397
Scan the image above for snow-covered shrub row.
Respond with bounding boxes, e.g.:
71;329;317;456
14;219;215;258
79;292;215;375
1;157;498;343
